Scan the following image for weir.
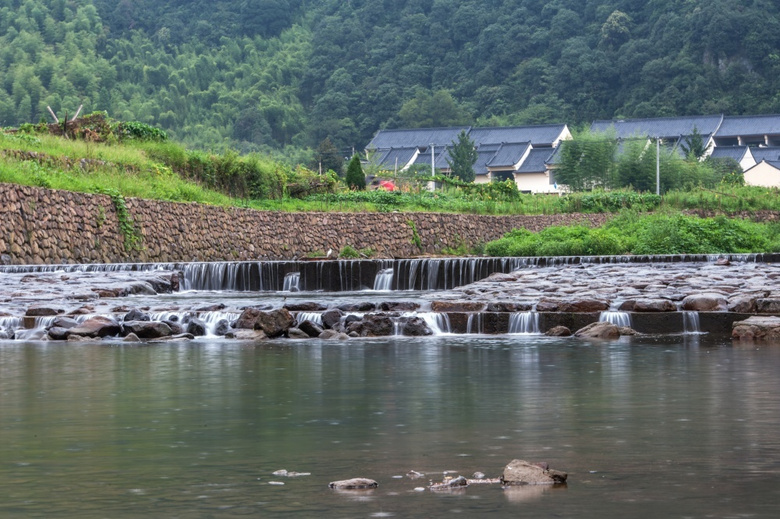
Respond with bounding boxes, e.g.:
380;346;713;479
3;253;779;292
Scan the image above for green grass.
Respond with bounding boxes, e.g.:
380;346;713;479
484;211;780;257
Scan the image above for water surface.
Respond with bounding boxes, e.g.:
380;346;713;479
2;334;780;518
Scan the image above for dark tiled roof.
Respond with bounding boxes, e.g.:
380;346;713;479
591;115;723;139
718;115;780;137
474;145;501;176
749;147;780;163
469;125;567;147
516;148;555;173
710;146;750;162
487;142;531;168
372;147;418;169
412;146;451;168
367;127;469;149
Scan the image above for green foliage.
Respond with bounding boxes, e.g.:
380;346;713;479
446;130;477;182
99;188;143;251
407;220;423;251
116;121;168;142
338;245;360;259
485;213;780;257
556;129;618;191
560;190;662;213
345;154;365;190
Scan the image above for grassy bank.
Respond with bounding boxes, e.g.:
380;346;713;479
484;212;780;257
3;120;780;218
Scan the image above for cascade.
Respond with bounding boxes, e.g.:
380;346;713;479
600;311;632;328
508;312;540;334
295;312;323;326
418;313;451;334
373;268;394;291
283;272;301;292
466;313;483;334
682;311;701;334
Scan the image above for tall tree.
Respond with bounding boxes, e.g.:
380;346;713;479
345;154;365;190
446;130;477;182
314;137;343;175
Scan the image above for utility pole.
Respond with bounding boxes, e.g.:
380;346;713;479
656;137;660;196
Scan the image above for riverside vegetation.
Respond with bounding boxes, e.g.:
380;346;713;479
3;114;780;258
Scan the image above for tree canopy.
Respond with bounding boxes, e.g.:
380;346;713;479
0;0;779;161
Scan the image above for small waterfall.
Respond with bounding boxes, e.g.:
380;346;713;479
466;313;483;334
295;312;323;326
600;311;632;328
419;313;451;335
373;268;394;291
682;311;701;334
283;272;301;292
508;312;540;334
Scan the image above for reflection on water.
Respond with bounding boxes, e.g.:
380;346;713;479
2;334;780;517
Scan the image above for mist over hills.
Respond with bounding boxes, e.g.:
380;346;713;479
1;0;778;157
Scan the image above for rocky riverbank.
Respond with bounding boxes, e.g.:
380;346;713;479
1;258;779;341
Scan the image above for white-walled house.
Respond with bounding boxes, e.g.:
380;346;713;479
743;160;780;188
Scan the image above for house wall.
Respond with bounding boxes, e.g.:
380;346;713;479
744;162;780;188
514;173;557;194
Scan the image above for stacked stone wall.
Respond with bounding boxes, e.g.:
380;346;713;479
3;182;774;265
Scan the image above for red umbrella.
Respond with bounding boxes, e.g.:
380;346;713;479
379;180;395;191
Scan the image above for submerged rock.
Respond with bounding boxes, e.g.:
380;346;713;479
501;460;567;486
328;478;378;490
430;476;468;491
545;325;572;337
574;321;620;339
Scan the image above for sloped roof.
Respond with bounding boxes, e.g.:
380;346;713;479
412;147;451;168
367;127;469;149
372;147;418;169
516;148;555;173
718;114;780;137
748;146;780;163
710;146;751;162
487;142;531;168
474;144;501;176
591;115;723;140
469;125;567;147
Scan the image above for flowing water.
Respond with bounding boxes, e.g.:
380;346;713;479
2;333;780;518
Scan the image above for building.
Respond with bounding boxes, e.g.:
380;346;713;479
366;124;571;193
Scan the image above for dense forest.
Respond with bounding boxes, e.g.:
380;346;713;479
1;0;779;161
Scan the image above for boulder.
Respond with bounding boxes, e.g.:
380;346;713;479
123;333;141;342
430;476;469;491
379;301;420;312
214;319;230;336
68;316;121;338
756;298;780;314
487;302;533;312
287;327;310;339
557;299;610;313
298;320;324;338
397;316;433;336
123;320;173;339
234;308;264;329
545;326;571;337
732;316;780;340
25;305;63;317
501;460;567;486
574;321;620;339
319;330;350;340
284;302;327;312
149;333;195;343
254;308;294;338
347;313;394;337
225;329;268;341
430;301;486;313
681;293;728;312
535;299;561;312
163;320;185;335
46;327;71;340
127;282;157;295
337;302;376;312
186;317;208;337
328;478;378;490
321;308;344;329
629;299;677;312
124;309;150;322
51;316;79;329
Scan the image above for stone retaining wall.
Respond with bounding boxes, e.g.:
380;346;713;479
2;182;776;265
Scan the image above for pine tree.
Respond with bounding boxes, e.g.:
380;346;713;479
446;130;478;182
345;154;366;190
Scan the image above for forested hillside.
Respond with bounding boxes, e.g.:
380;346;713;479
1;0;778;160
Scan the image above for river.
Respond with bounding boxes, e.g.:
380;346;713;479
2;332;780;518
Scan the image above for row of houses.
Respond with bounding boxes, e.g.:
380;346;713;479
366;114;780;192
